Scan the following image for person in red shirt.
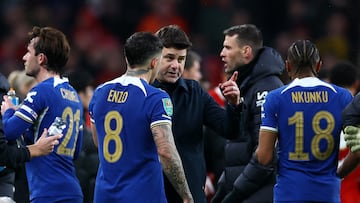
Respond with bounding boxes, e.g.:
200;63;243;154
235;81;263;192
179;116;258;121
329;61;360;203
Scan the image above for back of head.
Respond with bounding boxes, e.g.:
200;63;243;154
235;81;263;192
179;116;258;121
223;24;263;54
28;26;70;74
184;50;201;71
329;61;358;88
124;32;163;68
155;24;192;49
67;70;94;93
287;40;320;76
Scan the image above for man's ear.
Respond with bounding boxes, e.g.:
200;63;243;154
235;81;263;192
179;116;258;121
38;53;48;66
316;60;322;73
285;60;291;73
243;45;251;55
150;57;158;69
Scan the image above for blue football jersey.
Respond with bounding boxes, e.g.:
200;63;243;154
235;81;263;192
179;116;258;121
260;77;352;202
2;77;83;201
89;75;173;203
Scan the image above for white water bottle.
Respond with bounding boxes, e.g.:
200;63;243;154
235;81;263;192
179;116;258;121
48;117;66;137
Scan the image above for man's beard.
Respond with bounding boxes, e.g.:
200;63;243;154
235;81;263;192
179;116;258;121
25;67;40;78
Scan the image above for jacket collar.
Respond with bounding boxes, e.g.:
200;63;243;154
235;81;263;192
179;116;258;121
152;77;189;94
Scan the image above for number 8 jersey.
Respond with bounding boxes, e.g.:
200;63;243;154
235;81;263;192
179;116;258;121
89;75;172;203
260;77;352;202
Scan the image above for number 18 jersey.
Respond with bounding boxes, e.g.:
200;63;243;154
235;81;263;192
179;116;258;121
260;77;352;202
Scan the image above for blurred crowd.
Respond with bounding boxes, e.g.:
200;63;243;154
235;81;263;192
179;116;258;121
0;0;359;89
0;0;360;202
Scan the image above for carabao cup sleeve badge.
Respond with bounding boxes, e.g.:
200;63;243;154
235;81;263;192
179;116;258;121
162;98;173;116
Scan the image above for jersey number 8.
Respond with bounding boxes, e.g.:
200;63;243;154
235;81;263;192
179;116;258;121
103;111;123;163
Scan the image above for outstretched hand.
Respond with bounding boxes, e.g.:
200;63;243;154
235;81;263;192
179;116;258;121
219;71;241;106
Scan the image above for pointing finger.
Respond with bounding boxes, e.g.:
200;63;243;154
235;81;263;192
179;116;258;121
228;71;238;82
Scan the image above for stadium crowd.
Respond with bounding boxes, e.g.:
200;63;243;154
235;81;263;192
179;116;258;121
0;0;360;203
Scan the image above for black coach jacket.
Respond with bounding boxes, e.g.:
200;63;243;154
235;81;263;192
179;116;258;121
222;47;285;197
152;78;240;203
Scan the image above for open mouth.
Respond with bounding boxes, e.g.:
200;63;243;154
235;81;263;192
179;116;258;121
167;72;177;77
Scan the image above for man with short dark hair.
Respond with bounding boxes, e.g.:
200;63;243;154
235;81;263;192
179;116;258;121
182;50;202;82
212;24;285;203
89;31;193;203
153;24;242;203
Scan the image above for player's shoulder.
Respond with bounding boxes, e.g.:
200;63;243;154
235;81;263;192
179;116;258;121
262;86;283;107
267;85;285;97
33;76;69;89
331;83;350;93
328;83;352;100
93;76;131;95
94;76;168;97
147;86;170;100
28;79;53;95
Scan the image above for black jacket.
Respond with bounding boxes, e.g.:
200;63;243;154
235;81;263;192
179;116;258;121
342;92;360;126
0;73;30;169
152;78;240;203
0;117;31;168
221;47;284;198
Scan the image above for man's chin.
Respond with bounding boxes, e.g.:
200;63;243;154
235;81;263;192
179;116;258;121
165;76;178;83
224;67;231;74
225;66;236;74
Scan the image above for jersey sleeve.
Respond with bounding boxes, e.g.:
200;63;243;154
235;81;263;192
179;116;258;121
16;85;45;123
2;85;44;140
149;91;172;128
260;91;279;132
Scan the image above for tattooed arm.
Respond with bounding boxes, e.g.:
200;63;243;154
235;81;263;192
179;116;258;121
152;123;194;203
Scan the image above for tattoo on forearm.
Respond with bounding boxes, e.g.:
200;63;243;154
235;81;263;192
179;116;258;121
153;124;192;199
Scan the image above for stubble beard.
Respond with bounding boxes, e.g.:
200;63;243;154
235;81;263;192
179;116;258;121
25;66;40;78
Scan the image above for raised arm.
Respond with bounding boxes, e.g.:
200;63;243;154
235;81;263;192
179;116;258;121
152;123;193;203
219;71;240;106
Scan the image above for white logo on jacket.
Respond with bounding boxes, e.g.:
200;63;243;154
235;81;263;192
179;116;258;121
256;91;268;107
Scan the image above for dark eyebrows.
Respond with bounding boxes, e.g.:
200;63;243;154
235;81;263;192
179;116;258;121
164;53;186;59
164;53;175;57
